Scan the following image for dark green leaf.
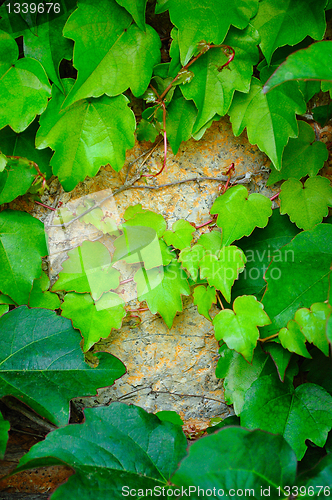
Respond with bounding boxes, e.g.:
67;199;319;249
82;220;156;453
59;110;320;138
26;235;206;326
0;307;125;426
36;80;135;191
29;272;61;310
0;31;51;133
263;342;294;382
0;210;47;305
156;410;184;426
136;119;160;142
268;121;328;185
261;224;332;336
166;93;197;154
62;0;160;107
252;0;326;64
312;103;332;127
172;426;297;499
206;415;240;434
0;410;10;460
297;454;332;498
241;374;332;460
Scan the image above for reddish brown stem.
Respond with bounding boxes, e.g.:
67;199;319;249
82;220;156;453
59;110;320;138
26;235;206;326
141;101;167;178
119;278;134;285
270;192;280;201
195;215;217;229
34;201;56;211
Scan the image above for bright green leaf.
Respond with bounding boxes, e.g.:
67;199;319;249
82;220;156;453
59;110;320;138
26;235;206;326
29;272;61;310
81;208;118;235
213;295;271;362
0;153;7;173
163;219;195;250
0;120;52;178
199;246;246;302
166;93;197;155
322;80;332;98
181;24;259;132
262;224;332;337
0;293;16;306
113;226;163;270
0;306;125;426
0;210;47;305
61;292;126;352
278;320;311;358
0;305;9;317
279;176;332;230
53;241;120;301
134;261;190;328
193;285;216;321
241;374;332;460
252;0;326;65
263;41;332;93
115;0;147;30
216;343;274;414
15;404;187;498
267;121;328;185
178;244;205;281
123;207;167;238
295;303;331;356
229;76;306;170
36;80;135;191
196;230;222;256
0;156;38;205
164;0;259;65
0;30;51;133
156;410;184;426
210;185;272;246
172;426;297;497
63;0;160;107
0;410;10;460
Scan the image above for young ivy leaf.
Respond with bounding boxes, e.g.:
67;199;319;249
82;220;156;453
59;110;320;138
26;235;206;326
52;240;120;301
252;0;326;65
0;210;47;305
78;206;118;235
181;24;259;133
241;374;332;460
163;219;195;250
15;404;188;498
62;0;160;107
134;261;190;328
278;320;311;359
229;76;306;170
0;31;51;133
199;246;246;302
113;226;163;270
164;0;259;65
29;272;61;310
213;296;271;362
61;292;126;352
123;208;167;238
36;80;135;191
294;303;331;356
262;224;332;337
267;121;328;185
0;307;125;426
196;230;222;256
166;92;197;155
279;176;332;230
210;185;272;246
193;285;217;321
178;244;205;281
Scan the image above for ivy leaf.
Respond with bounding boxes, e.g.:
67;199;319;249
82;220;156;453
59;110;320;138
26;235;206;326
115;0;147;30
134;261;190;328
279;176;332;230
263;342;295;383
267;121;328;185
232;210;300;300
305;348;332;396
210;185;272;246
53;241;120;301
36;80;135;191
0;210;47;305
81;208;118;235
241;374;332;460
213;295;271;362
163;219;195;250
15;404;187;498
264;41;332;93
61;292;126;352
0;156;38;204
0;307;125;426
0;293;16;306
123;206;167;238
193;285;216;321
297;454;332;496
113;226;163;270
0;31;51;133
166;93;197;155
0;120;52;178
172;427;297;496
197;230;222;256
252;0;326;65
229;76;306;170
181;24;259;132
322;80;332;98
262;224;332;337
278;320;311;358
0;305;9;317
29;272;61;310
164;0;259;65
0;410;9;460
136;118;159;142
156;410;184;426
23;8;74;92
199;246;246;302
216;342;273;414
178;244;205;281
0;153;7;173
62;0;160;107
294;303;331;356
